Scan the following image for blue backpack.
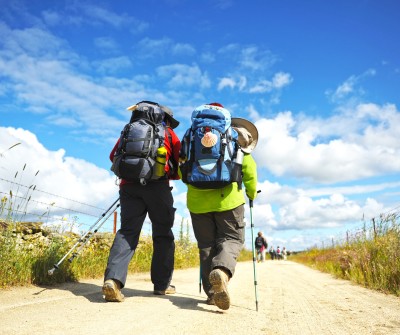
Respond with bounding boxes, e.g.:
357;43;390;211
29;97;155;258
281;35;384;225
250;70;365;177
180;104;240;189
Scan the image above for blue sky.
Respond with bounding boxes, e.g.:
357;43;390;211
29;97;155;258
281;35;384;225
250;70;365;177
1;0;399;251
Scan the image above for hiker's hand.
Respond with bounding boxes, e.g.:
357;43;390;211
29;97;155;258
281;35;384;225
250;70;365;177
247;189;261;200
246;191;254;200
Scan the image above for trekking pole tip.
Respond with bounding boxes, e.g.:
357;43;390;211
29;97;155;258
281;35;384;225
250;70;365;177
48;264;59;276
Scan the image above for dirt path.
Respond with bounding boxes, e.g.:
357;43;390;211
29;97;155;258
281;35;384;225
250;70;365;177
1;260;400;335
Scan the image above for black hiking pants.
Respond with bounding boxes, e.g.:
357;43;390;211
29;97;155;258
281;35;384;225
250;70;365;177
104;181;176;291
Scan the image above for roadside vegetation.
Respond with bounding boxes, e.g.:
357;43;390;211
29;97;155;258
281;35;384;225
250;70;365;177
0;218;252;288
291;213;400;296
0;219;249;288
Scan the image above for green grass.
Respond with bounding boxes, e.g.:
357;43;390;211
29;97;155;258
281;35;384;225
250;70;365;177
0;222;253;288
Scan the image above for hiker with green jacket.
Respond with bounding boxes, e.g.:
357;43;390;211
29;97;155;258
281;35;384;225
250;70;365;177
179;102;258;310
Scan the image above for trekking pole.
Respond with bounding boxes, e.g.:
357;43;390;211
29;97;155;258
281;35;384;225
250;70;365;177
199;262;202;293
67;202;120;263
250;190;261;311
48;198;120;276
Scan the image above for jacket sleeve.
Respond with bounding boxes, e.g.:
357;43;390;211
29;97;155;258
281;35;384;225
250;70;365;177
110;138;120;162
242;154;258;200
165;127;181;180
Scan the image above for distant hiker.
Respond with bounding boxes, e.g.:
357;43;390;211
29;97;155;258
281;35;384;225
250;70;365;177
269;246;275;260
255;231;268;263
103;101;181;302
179;102;258;311
282;246;288;260
276;246;282;260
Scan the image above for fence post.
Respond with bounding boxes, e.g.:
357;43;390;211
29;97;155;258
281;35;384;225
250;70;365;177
113;211;117;234
372;218;376;239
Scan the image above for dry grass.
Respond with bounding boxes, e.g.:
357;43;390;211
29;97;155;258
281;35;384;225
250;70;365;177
291;216;400;296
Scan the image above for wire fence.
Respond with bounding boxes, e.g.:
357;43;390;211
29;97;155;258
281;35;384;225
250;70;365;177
0;177;118;234
0;177;185;237
2;177;400;247
311;210;400;250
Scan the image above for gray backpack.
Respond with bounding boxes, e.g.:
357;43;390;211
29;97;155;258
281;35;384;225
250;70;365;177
111;101;166;184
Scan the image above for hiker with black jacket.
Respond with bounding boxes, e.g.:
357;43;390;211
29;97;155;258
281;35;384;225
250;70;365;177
102;102;181;302
255;231;268;263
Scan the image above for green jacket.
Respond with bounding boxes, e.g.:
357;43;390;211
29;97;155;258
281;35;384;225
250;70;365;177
181;154;258;214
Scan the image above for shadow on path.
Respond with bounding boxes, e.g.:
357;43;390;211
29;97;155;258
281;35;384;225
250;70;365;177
32;281;220;313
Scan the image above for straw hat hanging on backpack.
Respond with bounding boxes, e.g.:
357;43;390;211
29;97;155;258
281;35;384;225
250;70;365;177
231;118;258;153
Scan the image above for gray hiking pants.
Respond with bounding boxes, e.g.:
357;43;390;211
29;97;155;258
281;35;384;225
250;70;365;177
190;205;245;297
104;181;176;291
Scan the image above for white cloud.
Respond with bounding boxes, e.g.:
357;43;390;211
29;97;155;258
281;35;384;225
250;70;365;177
156;63;211;89
327;69;376;102
0;24;137;136
214;0;234;9
172;43;196;56
93;56;133;74
218;77;236;90
248;104;261;120
45;115;81;127
216;44;278;76
251;203;277;228
218;72;291;95
0;127;117;220
75;4;148;32
217;75;247;91
304;181;400;198
0;23;70;58
94;37;120;52
253;103;400;183
249;80;272;93
237;76;247;90
200;52;216;63
249;72;293;93
272;72;293;88
136;38;196;59
239;46;277;71
254;180;388;232
41;10;62;26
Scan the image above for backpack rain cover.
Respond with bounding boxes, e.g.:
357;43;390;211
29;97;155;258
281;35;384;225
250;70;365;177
180;104;239;189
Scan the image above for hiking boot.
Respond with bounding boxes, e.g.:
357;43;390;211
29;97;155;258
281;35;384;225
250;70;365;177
206;295;215;305
153;285;176;295
209;269;230;310
102;279;124;302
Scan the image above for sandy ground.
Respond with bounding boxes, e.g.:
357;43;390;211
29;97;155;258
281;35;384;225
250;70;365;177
1;260;400;335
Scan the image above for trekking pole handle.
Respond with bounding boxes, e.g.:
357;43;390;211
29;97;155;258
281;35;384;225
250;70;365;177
249;190;261;208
